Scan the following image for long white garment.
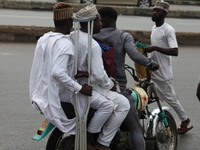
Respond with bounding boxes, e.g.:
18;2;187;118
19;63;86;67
69;31;115;105
69;31;115;129
70;31;114;92
29;31;82;134
69;31;130;146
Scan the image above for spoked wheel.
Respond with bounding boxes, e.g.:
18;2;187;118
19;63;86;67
155;111;178;150
46;128;75;150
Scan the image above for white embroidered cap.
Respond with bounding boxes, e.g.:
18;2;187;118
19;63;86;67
153;1;170;12
76;4;98;18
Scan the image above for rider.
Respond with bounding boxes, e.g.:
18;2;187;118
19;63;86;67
94;7;158;150
29;2;93;134
94;7;159;150
69;4;130;150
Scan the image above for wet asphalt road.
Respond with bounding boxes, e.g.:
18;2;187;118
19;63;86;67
0;43;199;150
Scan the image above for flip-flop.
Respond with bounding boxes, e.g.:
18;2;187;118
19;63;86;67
177;126;193;134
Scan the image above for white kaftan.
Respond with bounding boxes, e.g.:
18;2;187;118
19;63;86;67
29;31;82;134
69;31;130;146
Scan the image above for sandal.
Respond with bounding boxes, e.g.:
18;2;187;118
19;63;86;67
177;118;193;134
177;126;193;134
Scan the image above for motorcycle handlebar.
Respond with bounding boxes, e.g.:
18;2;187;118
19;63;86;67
125;64;151;84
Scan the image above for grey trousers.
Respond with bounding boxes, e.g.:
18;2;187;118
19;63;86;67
122;89;145;150
153;79;188;121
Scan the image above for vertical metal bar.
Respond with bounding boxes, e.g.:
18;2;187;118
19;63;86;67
72;16;95;150
74;21;80;150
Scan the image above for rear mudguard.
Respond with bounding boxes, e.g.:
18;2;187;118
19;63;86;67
147;106;170;138
32;119;55;141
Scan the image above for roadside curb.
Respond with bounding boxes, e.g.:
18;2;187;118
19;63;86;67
176;1;200;6
0;1;200;45
1;25;200;46
1;1;200;18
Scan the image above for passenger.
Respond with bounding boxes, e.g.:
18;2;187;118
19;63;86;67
94;7;159;150
69;4;130;150
29;2;93;134
143;1;193;134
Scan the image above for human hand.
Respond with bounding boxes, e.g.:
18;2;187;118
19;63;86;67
147;62;159;71
79;84;93;96
144;46;156;53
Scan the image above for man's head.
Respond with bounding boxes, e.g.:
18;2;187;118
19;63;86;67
98;7;118;28
76;4;102;34
53;2;73;34
152;1;169;23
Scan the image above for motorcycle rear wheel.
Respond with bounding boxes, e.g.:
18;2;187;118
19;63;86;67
46;128;75;150
46;128;131;150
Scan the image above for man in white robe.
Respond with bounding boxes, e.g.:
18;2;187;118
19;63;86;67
29;2;93;134
70;5;130;150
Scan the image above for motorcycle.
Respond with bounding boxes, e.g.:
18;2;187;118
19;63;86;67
32;63;178;150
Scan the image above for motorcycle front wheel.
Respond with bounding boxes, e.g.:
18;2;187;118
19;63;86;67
155;110;178;150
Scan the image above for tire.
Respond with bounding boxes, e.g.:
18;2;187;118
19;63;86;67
46;103;95;150
138;0;151;8
59;135;75;150
110;131;132;150
46;128;75;150
46;128;131;150
154;110;178;150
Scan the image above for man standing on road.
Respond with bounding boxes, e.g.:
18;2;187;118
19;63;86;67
29;2;93;134
144;1;193;134
94;7;159;150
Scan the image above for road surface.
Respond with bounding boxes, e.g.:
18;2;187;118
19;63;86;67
0;8;200;32
0;43;199;150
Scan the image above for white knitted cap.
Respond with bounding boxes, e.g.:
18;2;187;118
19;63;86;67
153;1;170;12
76;4;98;18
